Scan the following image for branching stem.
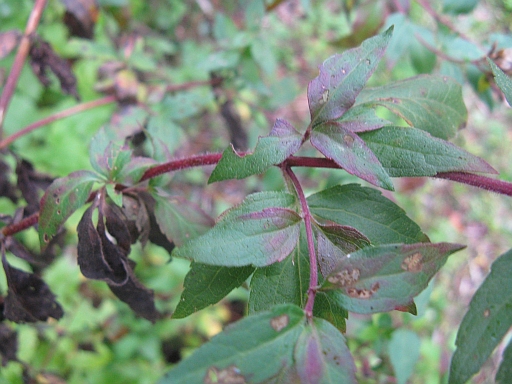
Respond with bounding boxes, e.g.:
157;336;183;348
284;165;318;320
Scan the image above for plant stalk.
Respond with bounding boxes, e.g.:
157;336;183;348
284;165;318;319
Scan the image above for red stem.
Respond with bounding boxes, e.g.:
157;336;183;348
138;153;223;182
0;95;116;150
1;213;39;237
435;172;512;196
0;0;47;137
284;165;318;319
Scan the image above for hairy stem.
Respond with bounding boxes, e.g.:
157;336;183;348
0;95;116;150
435;172;512;196
0;0;47;137
1;213;39;238
138;153;223;182
284;165;318;319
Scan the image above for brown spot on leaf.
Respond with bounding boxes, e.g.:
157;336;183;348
320;89;329;104
327;268;360;287
270;314;289;332
204;365;246;384
484;309;490;317
401;253;423;272
346;287;373;299
343;134;354;146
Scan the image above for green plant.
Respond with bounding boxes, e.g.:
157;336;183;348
1;1;512;383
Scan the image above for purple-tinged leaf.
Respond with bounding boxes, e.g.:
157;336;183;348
173;192;301;267
311;122;394;190
449;249;512;384
335;104;390;132
249;225;310;313
2;253;63;323
321;242;465;314
355;75;467;140
209;118;303;183
295;318;357;384
360;126;497;176
308;26;393;125
316;223;371;277
308;184;429;245
175;208;301;267
174;263;255;319
160;304;305;384
39;170;99;250
153;193;214;247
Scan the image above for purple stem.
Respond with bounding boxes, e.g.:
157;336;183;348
435;172;512;196
284;165;318;319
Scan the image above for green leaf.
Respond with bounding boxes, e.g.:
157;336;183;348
496;339;512;384
356;75;467;139
388;329;421;384
209;119;302;183
443;0;479;14
449;249;512;384
294;318;357;383
308;26;393;125
311;122;394;190
321;242;464;314
360;126;497;177
313;291;348;333
172;192;301;267
249;225;310;313
487;57;512;105
38;170;99;250
89;126;133;180
105;183;123;207
308;184;429;245
159;304;305;384
335;104;390;132
152;192;215;247
173;263;255;319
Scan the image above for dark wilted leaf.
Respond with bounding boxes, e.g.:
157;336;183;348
173;263;255;319
122;193;151;246
449;249;512;384
2;253;63;323
159;304;305;384
39;170;99;250
61;0;99;39
294;318;357;383
29;38;79;99
173;192;301;267
209;118;303;183
0;160;18;203
321;242;465;314
0;30;21;60
103;202;133;252
76;202;130;285
311;121;394;190
153;193;215;247
108;267;160;322
308;26;393;125
0;323;18;366
16;159;53;216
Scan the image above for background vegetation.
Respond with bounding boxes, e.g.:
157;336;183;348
1;0;512;383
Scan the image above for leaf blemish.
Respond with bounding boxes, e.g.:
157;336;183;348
270;314;289;332
320;89;329;104
346;287;373;299
401;252;423;272
343;135;354;146
204;365;245;384
328;268;360;287
484;309;490;317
